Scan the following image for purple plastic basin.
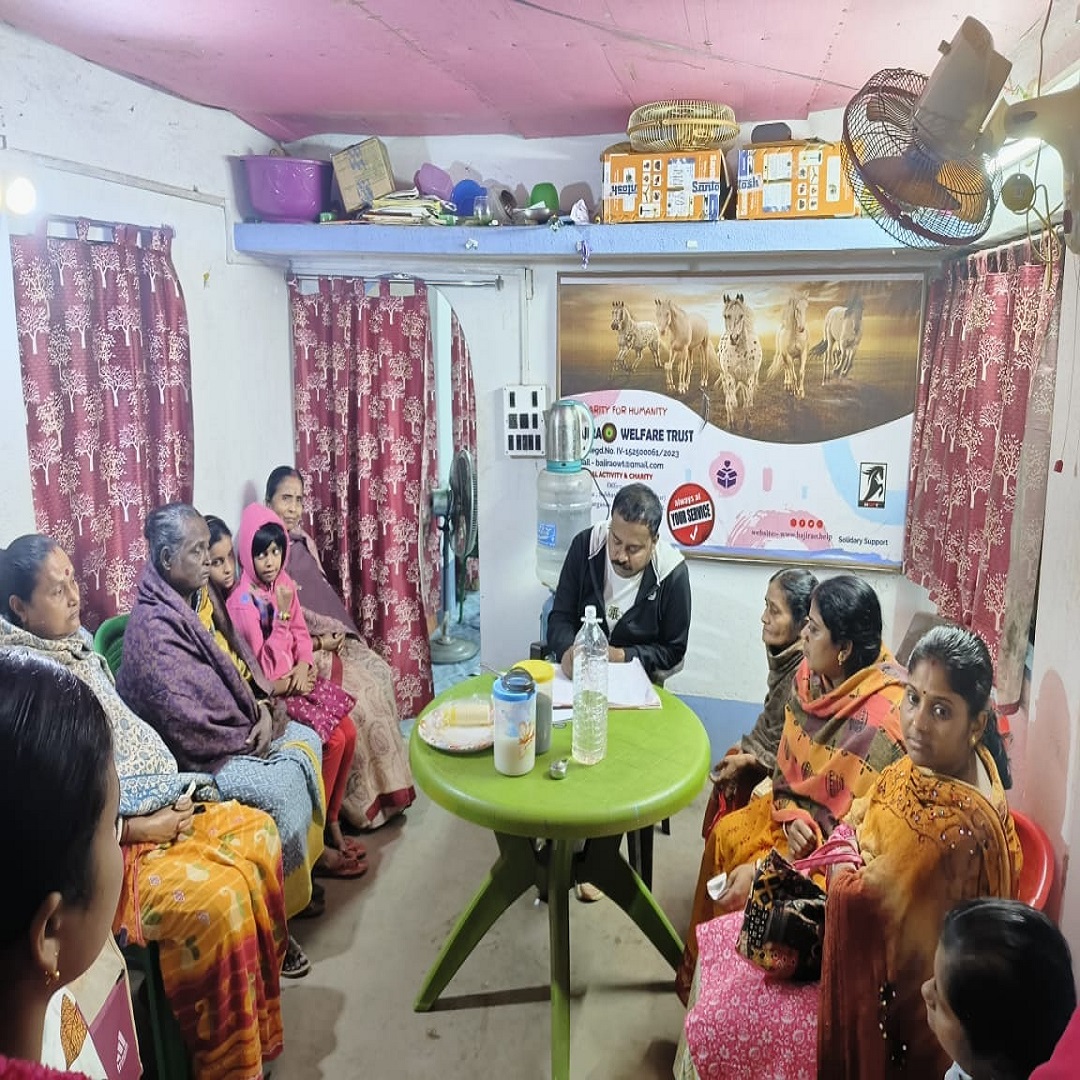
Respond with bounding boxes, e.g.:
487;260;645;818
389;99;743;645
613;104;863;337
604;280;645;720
240;156;332;223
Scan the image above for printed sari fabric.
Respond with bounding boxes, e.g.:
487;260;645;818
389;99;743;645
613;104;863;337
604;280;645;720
818;748;1021;1079
115;799;288;1080
680;749;1020;1080
288;532;416;829
677;652;905;1001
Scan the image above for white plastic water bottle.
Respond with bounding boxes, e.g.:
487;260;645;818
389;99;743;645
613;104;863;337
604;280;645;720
572;604;608;765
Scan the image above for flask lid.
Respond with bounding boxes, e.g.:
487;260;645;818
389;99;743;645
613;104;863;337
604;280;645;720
583;605;597;622
495;665;536;698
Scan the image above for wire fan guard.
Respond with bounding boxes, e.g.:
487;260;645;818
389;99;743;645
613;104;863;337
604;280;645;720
628;100;739;153
842;68;999;248
449;448;478;559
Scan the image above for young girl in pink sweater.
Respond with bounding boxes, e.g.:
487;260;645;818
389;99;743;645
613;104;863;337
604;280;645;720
228;503;364;877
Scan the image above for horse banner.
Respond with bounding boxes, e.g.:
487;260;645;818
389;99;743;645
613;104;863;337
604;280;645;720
556;272;925;568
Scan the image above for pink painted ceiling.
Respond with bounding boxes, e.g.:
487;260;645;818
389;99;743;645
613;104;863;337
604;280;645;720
2;1;1078;141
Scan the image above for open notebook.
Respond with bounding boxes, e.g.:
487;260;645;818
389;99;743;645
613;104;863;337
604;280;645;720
552;656;661;710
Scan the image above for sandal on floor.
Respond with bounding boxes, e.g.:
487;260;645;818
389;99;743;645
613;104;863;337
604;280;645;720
313;849;369;880
575;882;604;903
282;935;311;979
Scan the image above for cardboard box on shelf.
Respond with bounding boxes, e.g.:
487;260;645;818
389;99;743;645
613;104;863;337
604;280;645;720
602;148;732;223
736;141;861;220
332;138;395;213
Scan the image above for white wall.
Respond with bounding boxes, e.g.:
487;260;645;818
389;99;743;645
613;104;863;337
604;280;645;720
1022;250;1080;954
0;24;294;532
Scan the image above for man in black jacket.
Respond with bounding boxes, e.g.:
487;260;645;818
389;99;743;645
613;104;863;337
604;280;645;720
546;483;691;685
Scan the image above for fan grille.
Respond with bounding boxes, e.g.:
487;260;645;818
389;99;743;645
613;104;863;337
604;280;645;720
842;68;999;248
627;100;739;153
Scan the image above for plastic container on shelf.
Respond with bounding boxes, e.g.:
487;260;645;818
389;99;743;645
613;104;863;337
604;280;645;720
572;605;608;766
238;156;332;223
536;468;593;589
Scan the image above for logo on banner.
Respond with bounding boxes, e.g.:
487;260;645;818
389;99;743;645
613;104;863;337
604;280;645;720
667;483;715;546
859;463;887;508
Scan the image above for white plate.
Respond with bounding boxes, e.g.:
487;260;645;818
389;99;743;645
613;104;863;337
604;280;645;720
418;703;494;753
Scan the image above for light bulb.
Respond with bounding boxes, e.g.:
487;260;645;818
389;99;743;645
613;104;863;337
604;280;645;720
4;176;37;215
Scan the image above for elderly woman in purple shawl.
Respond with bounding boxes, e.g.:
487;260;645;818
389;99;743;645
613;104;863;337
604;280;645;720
264;466;415;830
116;503;326;922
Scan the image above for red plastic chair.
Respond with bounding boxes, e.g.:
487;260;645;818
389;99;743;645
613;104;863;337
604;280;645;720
1011;809;1054;911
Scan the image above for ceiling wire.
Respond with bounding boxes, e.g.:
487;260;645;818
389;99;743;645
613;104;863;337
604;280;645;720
1031;0;1054;195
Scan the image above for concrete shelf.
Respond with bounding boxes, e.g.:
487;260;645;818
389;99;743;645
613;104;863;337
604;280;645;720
233;218;941;273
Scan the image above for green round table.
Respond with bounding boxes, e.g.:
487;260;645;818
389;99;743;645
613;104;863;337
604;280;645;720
409;674;710;1080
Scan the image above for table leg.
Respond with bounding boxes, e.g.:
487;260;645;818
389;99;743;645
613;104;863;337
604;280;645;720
576;835;684;968
413;832;538;1011
547;839;575;1080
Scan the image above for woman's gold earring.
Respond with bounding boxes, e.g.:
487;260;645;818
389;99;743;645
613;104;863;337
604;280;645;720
44;966;60;987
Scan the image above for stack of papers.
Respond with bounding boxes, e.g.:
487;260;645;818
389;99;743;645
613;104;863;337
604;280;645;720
551;656;661;710
357;188;453;224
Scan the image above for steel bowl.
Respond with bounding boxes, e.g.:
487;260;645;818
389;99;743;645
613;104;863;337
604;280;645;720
510;206;555;225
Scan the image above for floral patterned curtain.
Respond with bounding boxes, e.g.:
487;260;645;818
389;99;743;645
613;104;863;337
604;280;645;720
905;237;1063;707
11;222;193;629
450;310;479;592
289;276;439;719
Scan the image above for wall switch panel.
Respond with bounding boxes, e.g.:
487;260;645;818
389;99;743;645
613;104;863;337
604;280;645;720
502;384;548;457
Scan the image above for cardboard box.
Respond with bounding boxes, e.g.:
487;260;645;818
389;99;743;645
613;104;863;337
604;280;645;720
602;149;732;223
736;141;860;220
332;138;395;213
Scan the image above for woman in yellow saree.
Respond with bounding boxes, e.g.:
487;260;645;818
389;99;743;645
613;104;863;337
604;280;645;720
818;624;1021;1078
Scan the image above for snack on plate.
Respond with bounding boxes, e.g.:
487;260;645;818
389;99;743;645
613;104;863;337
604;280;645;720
443;699;493;727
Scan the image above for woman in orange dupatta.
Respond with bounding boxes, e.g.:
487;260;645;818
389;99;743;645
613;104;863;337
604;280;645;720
818;625;1021;1079
677;575;906;1001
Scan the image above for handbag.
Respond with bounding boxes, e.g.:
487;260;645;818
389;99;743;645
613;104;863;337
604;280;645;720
736;826;861;981
284;675;355;742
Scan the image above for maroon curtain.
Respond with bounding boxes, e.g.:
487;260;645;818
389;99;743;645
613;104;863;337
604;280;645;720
905;237;1062;707
289;277;439;718
450;310;479;591
11;222;193;628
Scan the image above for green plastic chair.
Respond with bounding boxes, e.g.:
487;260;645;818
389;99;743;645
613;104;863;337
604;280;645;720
92;613;190;1080
93;614;129;677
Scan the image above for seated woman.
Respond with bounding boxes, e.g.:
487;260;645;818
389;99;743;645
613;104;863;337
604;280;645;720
927;898;1075;1080
115;503;326;922
0;534;292;1078
818;625;1021;1078
228;503;365;876
680;625;1022;1080
677;574;906;1002
703;567;817;836
0;649;123;1079
266;466;415;829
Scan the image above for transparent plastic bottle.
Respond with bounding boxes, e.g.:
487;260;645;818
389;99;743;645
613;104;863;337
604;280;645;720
572;604;608;765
